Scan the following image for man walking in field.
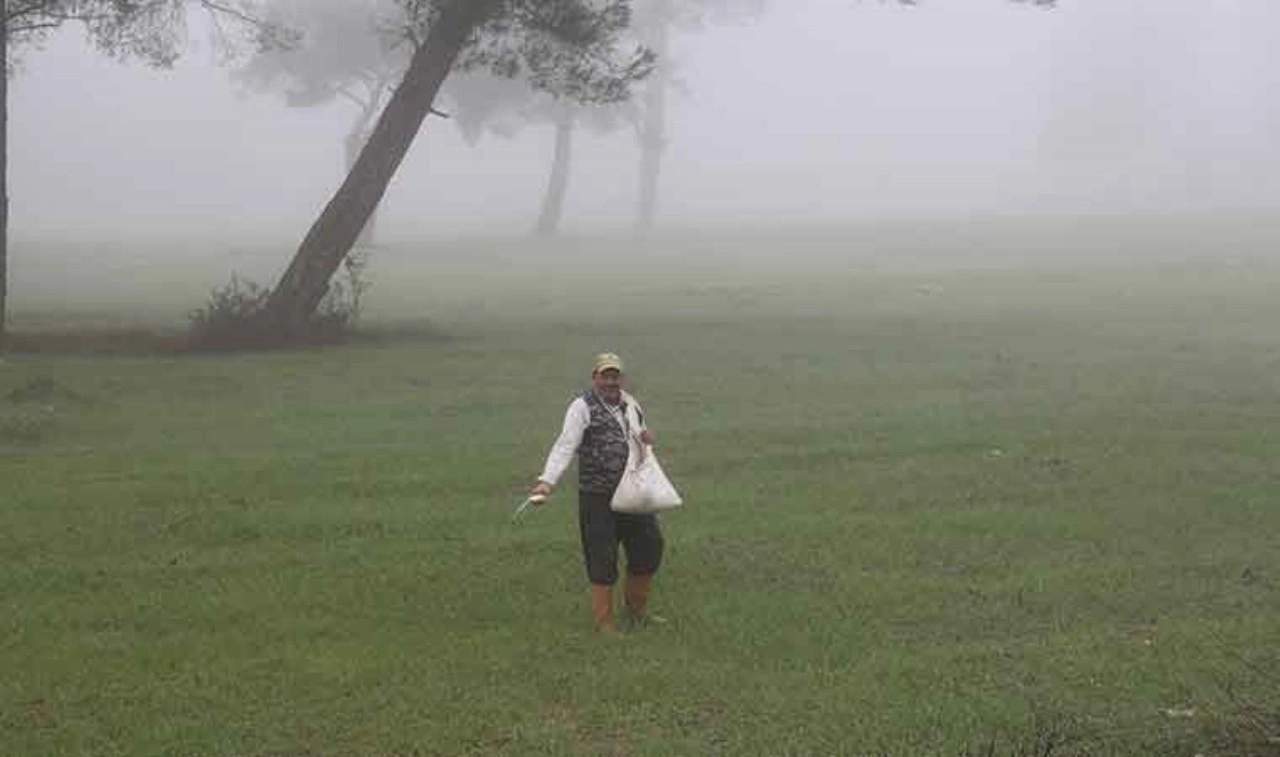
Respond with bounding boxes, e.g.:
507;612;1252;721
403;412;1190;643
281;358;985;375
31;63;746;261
530;352;665;635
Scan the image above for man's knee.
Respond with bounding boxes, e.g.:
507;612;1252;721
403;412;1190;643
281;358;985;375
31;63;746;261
586;549;620;585
626;525;664;576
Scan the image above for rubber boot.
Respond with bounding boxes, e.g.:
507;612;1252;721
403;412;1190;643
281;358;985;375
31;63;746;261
590;583;619;636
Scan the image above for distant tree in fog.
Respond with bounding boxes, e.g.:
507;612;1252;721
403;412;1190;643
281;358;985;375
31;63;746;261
457;0;1056;236
447;72;638;236
629;0;766;232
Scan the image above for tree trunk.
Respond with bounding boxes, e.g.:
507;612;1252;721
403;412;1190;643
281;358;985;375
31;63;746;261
535;108;575;236
635;14;670;233
1;0;9;352
261;4;481;337
344;125;378;248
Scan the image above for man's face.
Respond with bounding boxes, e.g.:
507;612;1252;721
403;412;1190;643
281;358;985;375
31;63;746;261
592;368;622;404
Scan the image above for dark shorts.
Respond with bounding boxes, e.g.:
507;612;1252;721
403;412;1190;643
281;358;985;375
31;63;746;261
578;489;664;586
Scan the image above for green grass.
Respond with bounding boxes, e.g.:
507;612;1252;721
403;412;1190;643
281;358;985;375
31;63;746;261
3;218;1279;756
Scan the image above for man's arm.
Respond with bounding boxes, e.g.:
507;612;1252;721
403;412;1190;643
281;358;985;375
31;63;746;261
628;393;656;446
532;399;590;497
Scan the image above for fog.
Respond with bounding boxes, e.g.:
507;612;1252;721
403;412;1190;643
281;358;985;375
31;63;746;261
10;0;1280;242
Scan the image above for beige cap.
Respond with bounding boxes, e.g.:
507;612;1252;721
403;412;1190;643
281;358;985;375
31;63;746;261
592;352;624;374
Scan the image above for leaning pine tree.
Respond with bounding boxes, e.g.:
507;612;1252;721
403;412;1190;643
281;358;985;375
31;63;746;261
259;0;653;340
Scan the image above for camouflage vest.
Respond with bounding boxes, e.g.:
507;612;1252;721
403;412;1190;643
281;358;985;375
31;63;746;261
578;389;633;494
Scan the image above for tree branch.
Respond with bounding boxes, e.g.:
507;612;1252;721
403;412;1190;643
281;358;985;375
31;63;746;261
195;0;264;29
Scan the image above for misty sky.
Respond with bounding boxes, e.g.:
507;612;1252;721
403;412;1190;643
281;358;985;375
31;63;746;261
10;0;1280;241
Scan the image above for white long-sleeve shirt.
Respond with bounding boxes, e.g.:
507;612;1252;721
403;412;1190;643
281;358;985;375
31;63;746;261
538;391;645;486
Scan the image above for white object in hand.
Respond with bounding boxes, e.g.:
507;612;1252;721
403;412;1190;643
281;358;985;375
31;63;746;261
512;494;546;521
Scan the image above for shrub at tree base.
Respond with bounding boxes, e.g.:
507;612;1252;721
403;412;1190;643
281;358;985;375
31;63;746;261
188;261;368;351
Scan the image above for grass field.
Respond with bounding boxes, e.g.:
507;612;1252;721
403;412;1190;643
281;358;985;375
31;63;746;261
3;217;1279;756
